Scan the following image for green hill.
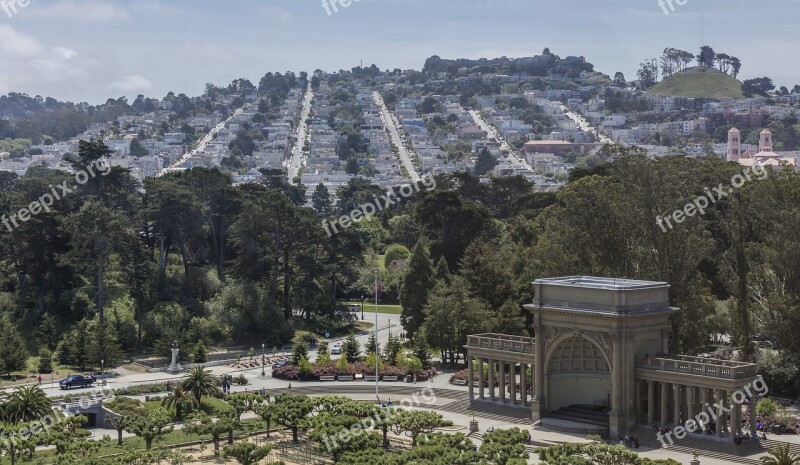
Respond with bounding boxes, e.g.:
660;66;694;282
649;66;745;99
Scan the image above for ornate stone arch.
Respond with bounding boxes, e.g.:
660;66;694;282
543;329;613;378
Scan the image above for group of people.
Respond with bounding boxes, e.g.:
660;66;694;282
619;433;640;449
220;374;233;394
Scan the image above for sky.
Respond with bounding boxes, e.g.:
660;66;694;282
0;0;797;104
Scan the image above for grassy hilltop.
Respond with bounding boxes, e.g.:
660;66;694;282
649;66;745;99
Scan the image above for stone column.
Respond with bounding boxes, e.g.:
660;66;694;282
488;360;496;401
729;400;739;440
478;358;485;400
611;334;623;413
686;386;695;433
714;389;722;438
520;363;528;405
499;361;506;403
673;384;681;425
532;325;544;421
468;355;474;400
647;381;655;425
749;400;757;437
510;363;517;404
720;391;729;433
660;382;669;427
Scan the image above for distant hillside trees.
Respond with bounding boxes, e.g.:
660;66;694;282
742;77;776;98
637;59;659;89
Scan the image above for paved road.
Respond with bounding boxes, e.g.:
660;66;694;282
287;85;314;183
469;110;534;172
156;107;245;177
22;311;402;399
374;91;420;181
559;104;615;144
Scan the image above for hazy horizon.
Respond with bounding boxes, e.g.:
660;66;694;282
1;0;797;104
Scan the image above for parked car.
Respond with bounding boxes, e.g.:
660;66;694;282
59;374;96;390
272;359;290;369
330;343;342;355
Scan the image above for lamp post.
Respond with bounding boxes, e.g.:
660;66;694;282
261;343;266;377
101;359;104;386
361;295;365;320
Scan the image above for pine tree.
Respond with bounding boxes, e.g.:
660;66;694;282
342;334;361;363
400;240;435;339
365;333;378;355
292;343;309;365
38;349;53;374
433;256;451;285
474;148;497;176
0;315;28;376
91;320;123;368
194;341;208;363
382;333;402;364
311;183;333;218
412;329;432;368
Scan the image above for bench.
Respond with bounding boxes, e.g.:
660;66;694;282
382;376;399;382
338;375;354;381
451;379;468;386
364;375;379;382
354;373;364;380
319;376;336;382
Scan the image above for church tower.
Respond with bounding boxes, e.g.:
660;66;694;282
728;127;741;161
759;129;774;153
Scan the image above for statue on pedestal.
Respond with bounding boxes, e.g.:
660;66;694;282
168;340;183;373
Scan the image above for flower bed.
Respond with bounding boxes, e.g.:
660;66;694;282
272;360;435;381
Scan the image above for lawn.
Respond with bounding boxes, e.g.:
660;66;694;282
344;302;402;315
144;397;234;420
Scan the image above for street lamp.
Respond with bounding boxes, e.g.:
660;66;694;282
101;359;104;386
361;295;365;320
261;343;266;377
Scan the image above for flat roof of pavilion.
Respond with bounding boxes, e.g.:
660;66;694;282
534;276;670;291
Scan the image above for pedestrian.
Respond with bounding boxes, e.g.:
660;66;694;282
413;374;417;384
633;434;639;449
37;375;42;385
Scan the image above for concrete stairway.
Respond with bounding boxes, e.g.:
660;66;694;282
438;398;533;425
547;405;610;427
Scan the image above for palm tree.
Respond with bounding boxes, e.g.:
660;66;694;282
161;387;199;420
7;386;52;422
761;445;800;465
181;366;222;404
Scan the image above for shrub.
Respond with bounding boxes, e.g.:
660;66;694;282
757;397;778;417
336;356;349;373
272;364;300;380
298;356;312;375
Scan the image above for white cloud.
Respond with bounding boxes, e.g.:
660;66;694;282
31;0;130;23
0;25;43;57
108;74;154;93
